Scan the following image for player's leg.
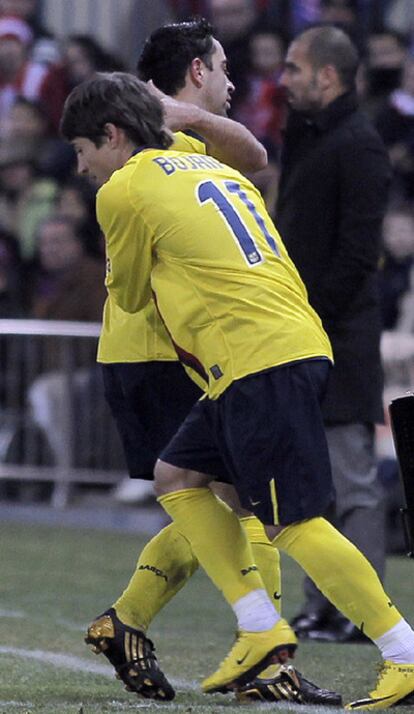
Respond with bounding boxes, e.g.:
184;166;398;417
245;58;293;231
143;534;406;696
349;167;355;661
86;362;200;700
113;522;199;631
245;360;414;709
292;422;386;642
208;483;342;704
272;518;414;709
212;481;282;612
114;484;281;631
155;398;297;694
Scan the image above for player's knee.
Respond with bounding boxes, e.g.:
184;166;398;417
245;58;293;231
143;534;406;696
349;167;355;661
154;459;187;496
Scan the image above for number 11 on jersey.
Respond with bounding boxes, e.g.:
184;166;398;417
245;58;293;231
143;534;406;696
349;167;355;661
197;180;281;266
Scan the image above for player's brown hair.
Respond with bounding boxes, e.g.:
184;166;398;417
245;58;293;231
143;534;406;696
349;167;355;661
60;71;173;149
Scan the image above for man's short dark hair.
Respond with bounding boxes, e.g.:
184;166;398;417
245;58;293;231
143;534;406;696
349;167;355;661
137;18;215;96
60;72;173;150
298;25;359;90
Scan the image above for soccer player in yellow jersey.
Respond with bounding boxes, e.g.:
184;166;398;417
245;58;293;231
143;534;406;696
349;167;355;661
89;18;305;703
61;73;414;709
85;18;339;707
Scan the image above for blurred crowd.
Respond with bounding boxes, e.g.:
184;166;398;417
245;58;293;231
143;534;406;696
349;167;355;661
0;0;414;334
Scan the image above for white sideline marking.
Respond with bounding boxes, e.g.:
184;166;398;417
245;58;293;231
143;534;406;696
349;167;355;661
0;647;197;691
0;609;25;618
0;647;112;676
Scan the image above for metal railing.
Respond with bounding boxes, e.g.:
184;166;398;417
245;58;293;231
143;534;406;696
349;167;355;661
0;319;126;508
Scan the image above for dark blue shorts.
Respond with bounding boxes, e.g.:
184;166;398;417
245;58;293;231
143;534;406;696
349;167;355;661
160;359;335;525
102;362;202;478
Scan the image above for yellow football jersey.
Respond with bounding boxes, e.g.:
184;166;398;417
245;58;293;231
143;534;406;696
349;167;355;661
97;131;206;364
98;147;333;399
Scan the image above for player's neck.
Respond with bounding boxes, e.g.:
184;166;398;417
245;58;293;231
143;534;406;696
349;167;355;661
174;86;207;111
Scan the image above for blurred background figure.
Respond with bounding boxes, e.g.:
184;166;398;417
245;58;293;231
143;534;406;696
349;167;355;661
375;55;414;201
0;0;59;64
26;215;106;478
231;27;287;161
379;205;414;331
0;15;48;123
363;29;409;117
384;0;414;39
1;96;74;180
209;0;262;105
40;33;125;133
27;215;105;323
0;138;58;260
0;225;26;318
55;175;103;258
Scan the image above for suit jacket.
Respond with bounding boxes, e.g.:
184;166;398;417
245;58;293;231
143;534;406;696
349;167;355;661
276;91;391;423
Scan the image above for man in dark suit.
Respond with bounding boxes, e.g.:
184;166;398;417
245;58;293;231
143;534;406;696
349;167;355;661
277;24;391;643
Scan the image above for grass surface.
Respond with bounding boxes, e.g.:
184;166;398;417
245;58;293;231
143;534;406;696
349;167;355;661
1;520;414;713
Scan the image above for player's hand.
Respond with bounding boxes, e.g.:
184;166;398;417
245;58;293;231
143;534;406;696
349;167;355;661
147;80;199;132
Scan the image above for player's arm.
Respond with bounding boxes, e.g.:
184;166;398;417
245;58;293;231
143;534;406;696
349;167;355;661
97;182;152;314
148;83;267;173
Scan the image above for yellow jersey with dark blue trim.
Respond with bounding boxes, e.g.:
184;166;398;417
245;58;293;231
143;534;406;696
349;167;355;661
98;147;333;399
97;131;206;364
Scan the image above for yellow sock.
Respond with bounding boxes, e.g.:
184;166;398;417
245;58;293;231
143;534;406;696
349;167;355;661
241;516;282;613
159;488;265;605
275;517;401;640
114;523;198;631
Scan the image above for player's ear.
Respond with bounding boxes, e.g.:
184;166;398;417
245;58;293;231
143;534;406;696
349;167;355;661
189;57;204;88
103;122;123;147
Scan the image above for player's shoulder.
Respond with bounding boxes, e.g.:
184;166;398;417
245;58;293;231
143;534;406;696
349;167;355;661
339;109;385;151
98;156;144;206
172;130;207;154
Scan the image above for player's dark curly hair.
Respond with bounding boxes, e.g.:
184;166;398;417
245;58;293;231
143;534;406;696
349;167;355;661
59;72;173;149
137;17;215;95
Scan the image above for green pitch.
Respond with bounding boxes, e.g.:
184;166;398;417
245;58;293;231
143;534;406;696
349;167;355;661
1;521;414;714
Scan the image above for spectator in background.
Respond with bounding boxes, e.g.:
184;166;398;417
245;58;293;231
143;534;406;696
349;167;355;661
319;0;365;51
40;34;125;134
28;215;105;323
229;24;287;217
209;0;261;109
0;138;58;260
0;15;48;123
384;0;414;40
0;226;26;317
55;176;103;258
362;29;409;118
375;55;414;201
26;215;106;475
379;205;414;331
1;96;74;180
0;0;60;65
232;27;287;160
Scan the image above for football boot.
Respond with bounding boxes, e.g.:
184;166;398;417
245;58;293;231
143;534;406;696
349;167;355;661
85;607;174;700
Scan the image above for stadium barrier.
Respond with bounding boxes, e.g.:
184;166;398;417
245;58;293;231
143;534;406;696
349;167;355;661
0;319;126;508
1;322;413;512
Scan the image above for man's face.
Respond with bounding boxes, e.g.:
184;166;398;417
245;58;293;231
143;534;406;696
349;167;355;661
71;137;116;186
38;221;82;272
280;40;324;113
202;39;234;116
0;37;25;78
211;0;255;42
